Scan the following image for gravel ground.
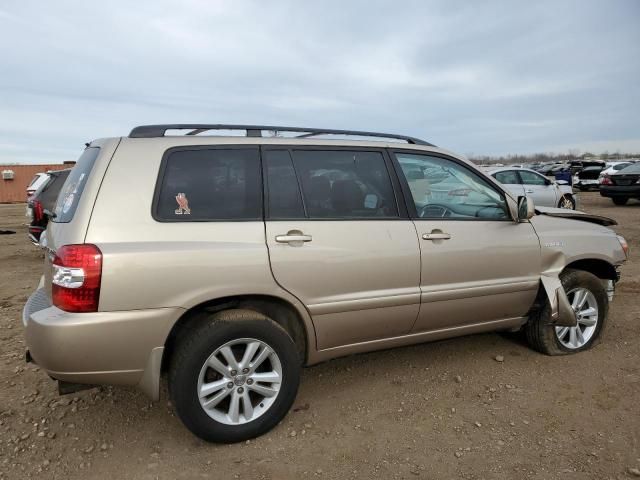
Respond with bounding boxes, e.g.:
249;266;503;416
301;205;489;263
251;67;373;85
1;193;639;480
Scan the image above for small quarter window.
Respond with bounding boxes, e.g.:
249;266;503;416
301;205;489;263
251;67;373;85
264;150;305;219
154;148;261;221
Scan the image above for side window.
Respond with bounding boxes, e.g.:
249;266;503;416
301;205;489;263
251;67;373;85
519;170;549;186
396;153;509;220
264;150;305;219
494;170;520;185
154;148;261;221
291;150;398;219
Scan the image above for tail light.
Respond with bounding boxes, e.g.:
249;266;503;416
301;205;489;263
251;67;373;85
52;244;102;312
32;200;44;221
600;175;612;185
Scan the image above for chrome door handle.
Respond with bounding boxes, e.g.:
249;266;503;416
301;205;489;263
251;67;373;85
422;232;451;240
275;231;312;243
525;189;534;193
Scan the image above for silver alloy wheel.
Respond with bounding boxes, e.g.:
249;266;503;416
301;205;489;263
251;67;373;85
555;288;598;349
197;338;282;425
560;196;574;209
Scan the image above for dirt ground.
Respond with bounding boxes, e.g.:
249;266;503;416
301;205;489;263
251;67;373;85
1;194;639;480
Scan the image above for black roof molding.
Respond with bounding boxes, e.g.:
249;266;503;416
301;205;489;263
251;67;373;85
128;124;434;146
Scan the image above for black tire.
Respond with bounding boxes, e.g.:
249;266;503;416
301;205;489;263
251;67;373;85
525;269;608;355
557;195;576;210
169;309;301;443
612;197;629;205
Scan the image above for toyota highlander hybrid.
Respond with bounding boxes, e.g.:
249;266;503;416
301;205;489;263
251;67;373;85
23;124;628;442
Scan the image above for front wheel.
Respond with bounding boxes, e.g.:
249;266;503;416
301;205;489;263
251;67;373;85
525;269;608;355
558;195;576;210
612;197;629;205
169;309;301;443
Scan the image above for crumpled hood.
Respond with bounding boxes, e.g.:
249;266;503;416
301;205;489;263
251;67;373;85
534;206;617;227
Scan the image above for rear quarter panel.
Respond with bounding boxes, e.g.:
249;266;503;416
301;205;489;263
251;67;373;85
84;139;312;323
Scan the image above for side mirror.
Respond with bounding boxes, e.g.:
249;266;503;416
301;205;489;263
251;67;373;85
517;196;535;221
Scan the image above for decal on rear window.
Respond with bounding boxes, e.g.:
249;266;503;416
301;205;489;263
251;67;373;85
174;193;191;215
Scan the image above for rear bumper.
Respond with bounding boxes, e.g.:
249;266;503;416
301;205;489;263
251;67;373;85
23;288;183;400
575;180;599;190
599;185;640;198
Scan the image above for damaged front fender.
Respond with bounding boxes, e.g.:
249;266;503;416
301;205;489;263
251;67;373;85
540;275;577;327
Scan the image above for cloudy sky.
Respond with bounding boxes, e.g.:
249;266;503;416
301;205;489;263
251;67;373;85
1;0;639;164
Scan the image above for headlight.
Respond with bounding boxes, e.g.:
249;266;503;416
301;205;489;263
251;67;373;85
617;235;629;258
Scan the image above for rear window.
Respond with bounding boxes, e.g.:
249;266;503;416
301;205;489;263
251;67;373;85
153;147;262;221
53;148;100;223
618;163;640;174
28;174;43;187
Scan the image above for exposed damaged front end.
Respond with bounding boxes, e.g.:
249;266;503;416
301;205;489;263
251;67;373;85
528;206;627;327
540;274;577;327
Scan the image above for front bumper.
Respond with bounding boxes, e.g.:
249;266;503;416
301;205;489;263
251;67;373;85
23;288;182;399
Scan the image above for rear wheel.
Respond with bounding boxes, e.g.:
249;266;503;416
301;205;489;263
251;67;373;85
558;195;576;209
525;269;608;355
612;197;629;205
169;309;301;443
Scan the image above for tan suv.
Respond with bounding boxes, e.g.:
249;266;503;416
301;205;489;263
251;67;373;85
23;124;629;442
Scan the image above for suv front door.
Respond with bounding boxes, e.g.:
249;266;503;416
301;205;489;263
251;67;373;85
391;151;541;332
263;148;421;350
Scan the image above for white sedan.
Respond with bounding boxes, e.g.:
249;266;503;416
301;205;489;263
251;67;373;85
487;167;576;209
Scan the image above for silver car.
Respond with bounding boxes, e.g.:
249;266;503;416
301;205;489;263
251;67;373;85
487;167;576;209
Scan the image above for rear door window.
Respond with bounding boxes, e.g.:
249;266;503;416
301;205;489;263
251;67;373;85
519;170;548;185
290;150;399;219
493;170;520;184
154;147;262;221
53;147;100;223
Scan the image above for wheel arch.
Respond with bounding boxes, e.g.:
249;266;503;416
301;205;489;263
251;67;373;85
564;258;618;281
162;295;312;373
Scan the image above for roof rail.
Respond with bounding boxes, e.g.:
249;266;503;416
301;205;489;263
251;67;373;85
128;124;434;146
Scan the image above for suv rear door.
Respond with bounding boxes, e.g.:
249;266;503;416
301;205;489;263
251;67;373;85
263;147;421;350
390;150;541;332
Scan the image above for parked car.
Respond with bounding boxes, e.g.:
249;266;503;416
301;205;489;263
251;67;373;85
569;160;605;176
488;167;576;209
27;169;71;244
598;162;633;183
599;162;640;205
23;124;628;443
26;172;49;200
574;166;605;191
25;172;50;217
537;163;563;176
